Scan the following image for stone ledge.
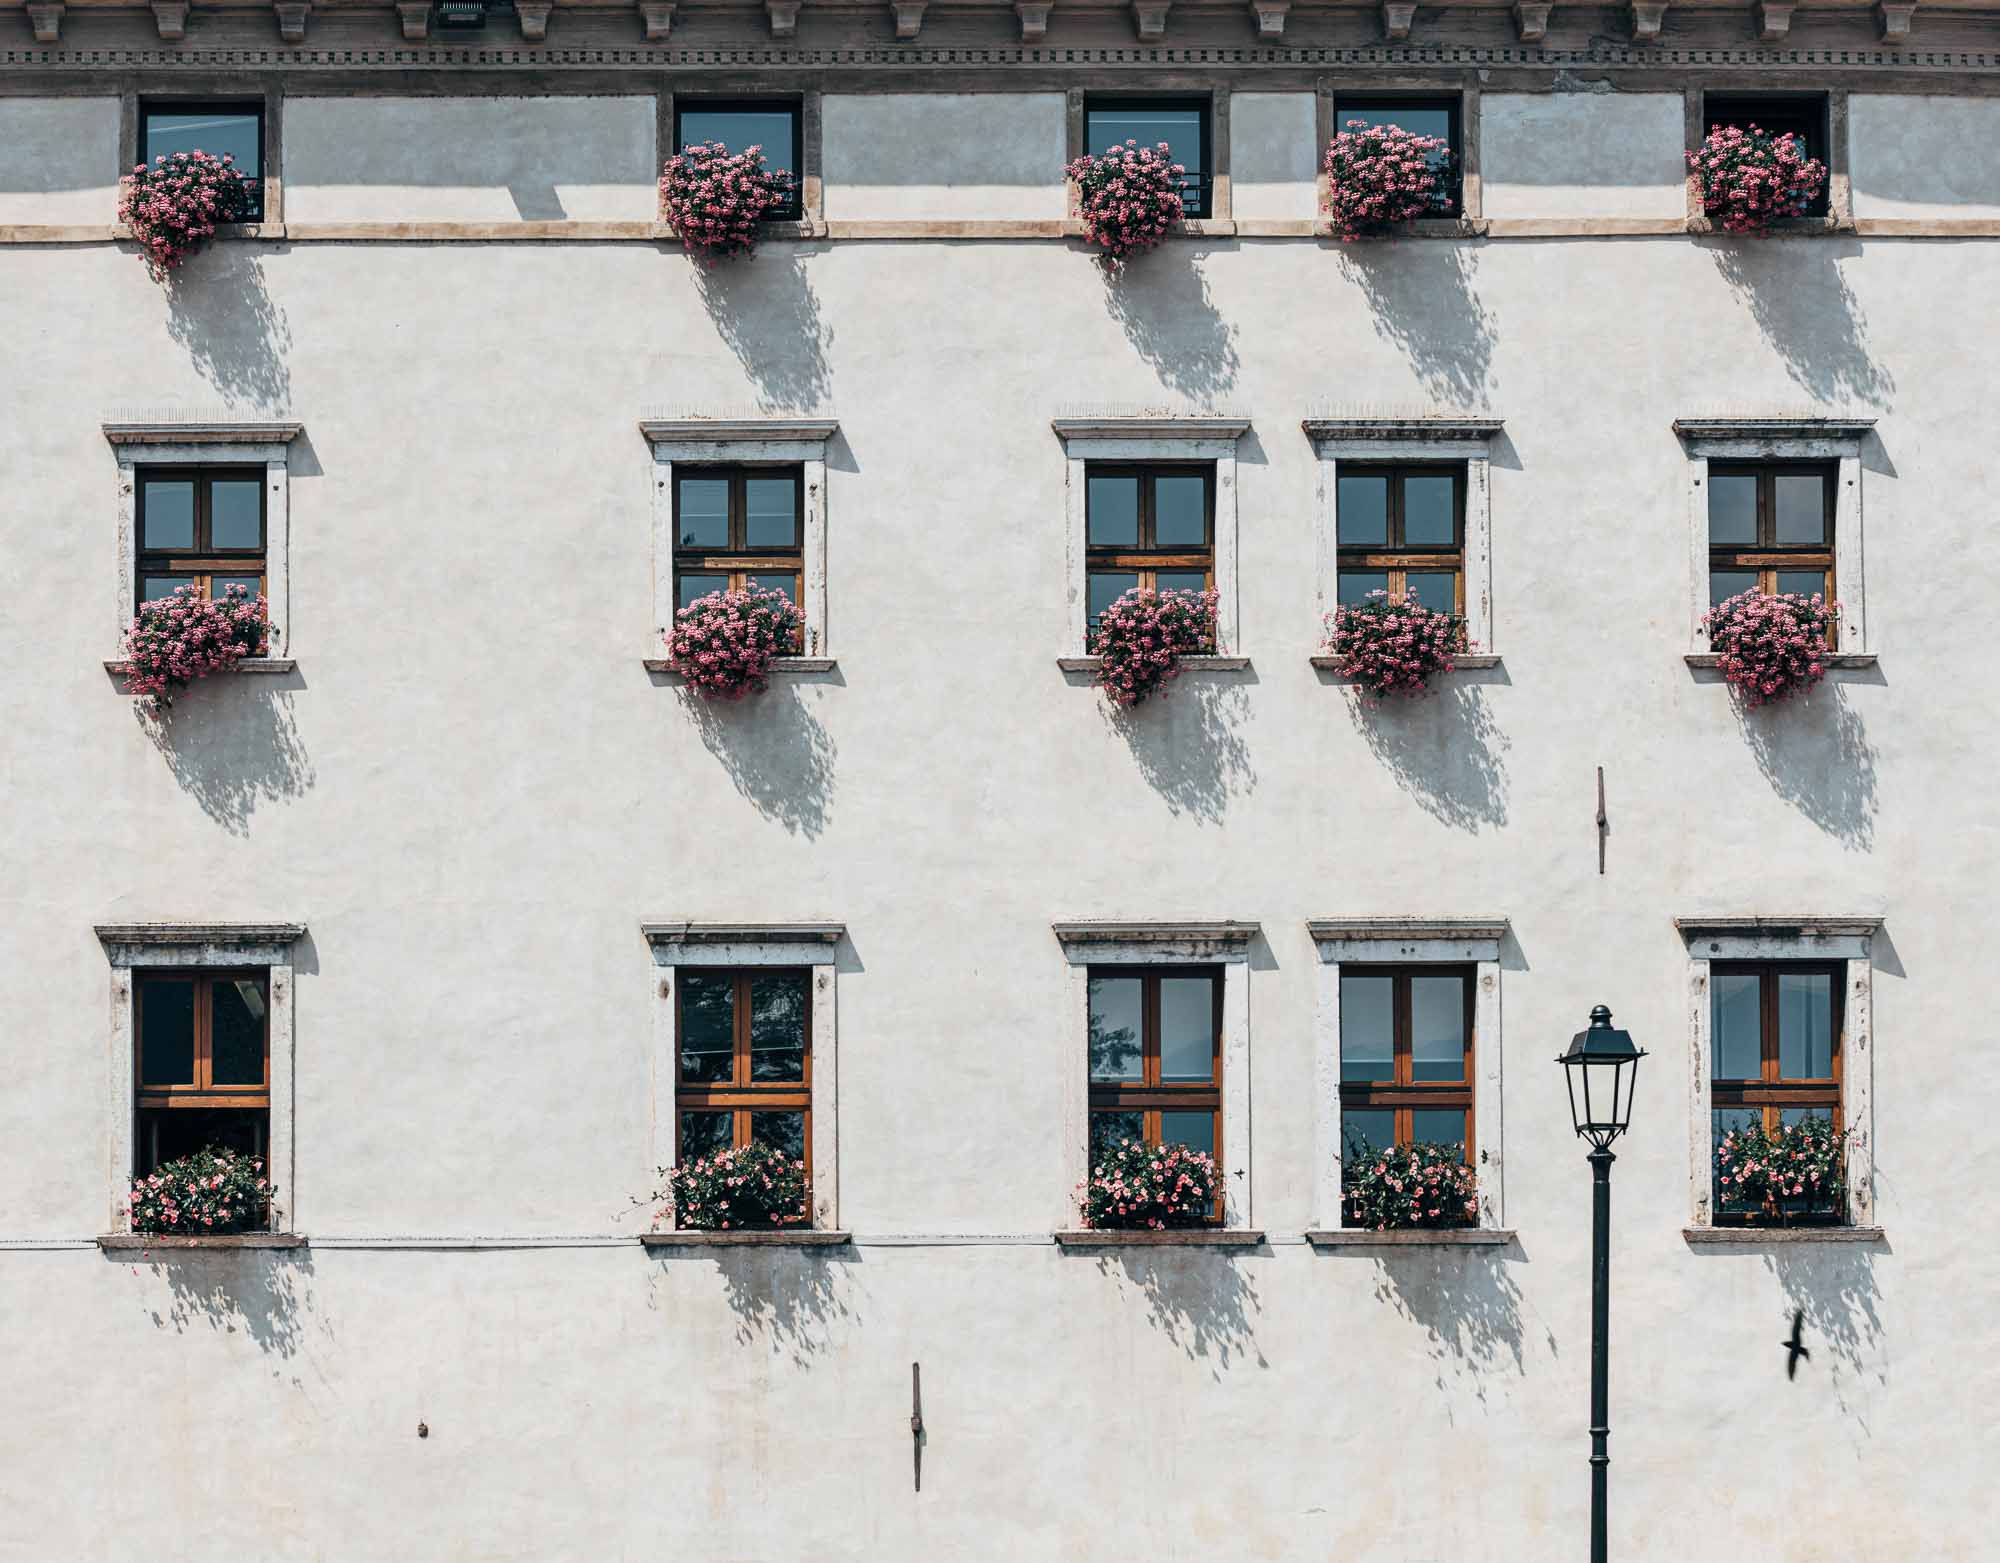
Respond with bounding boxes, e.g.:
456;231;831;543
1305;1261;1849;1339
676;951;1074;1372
1684;652;1875;670
642;657;836;675
105;658;296;676
1306;1228;1514;1247
639;1229;850;1247
1057;654;1250;673
1312;653;1501;672
98;1232;305;1251
1683;1225;1885;1245
1055;1229;1264;1248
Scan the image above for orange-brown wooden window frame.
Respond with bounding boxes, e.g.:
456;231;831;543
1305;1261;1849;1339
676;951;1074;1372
674;968;812;1210
1335;464;1467;618
1706;462;1837;645
1709;961;1844;1135
1336;965;1477;1160
1087;966;1224;1224
671;466;806;641
135;466;268;611
1084;464;1217;613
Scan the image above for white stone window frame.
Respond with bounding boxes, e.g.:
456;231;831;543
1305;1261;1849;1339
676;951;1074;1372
1052;415;1252;669
1677;917;1883;1238
642;922;844;1230
1053;921;1258;1230
639;419;837;673
1303;416;1503;671
1307;920;1509;1233
93;922;305;1236
102;420;303;672
1673;417;1876;664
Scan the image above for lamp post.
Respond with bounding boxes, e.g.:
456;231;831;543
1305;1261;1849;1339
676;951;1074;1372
1556;1005;1646;1563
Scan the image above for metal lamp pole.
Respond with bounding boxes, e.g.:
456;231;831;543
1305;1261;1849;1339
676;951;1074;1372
1588;1145;1613;1563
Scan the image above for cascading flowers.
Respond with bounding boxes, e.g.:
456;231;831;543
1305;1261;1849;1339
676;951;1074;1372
1065;139;1187;273
650;1142;809;1231
118;150;251;278
128;1147;273;1235
1078;1138;1222;1230
1715;1118;1849;1224
1686;124;1828;235
659;141;794;264
666;586;806;699
1090;586;1218;706
1324;120;1454;241
1323;589;1464;698
120;583;274;707
1342;1140;1479;1230
1700;588;1839;705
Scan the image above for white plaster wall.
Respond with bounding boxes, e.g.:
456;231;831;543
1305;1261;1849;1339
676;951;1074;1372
1482;92;1687;219
821;93;1066;221
282;96;657;223
1851;94;2000;219
1230;92;1318;222
0;98;120;223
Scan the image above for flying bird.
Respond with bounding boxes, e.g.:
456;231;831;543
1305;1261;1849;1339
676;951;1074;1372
1782;1309;1810;1379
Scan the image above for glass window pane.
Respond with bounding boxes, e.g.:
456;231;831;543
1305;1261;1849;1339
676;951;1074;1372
679;1111;733;1162
1712;971;1763;1081
1406;573;1457;617
743;477;798;547
1708;474;1757;546
1090;1111;1144;1163
1336;475;1389;545
1087;571;1139;629
141;479;195;550
1158;976;1214;1082
677;108;798;180
1776;570;1828;601
1713;1106;1762;1141
209;979;265;1086
211;575;262;601
1087;474;1139;546
678;972;736;1084
1411;1109;1466;1153
749;1110;805;1162
1154;571;1209;598
676;478;731;548
1710;569;1758;607
1777;971;1833;1079
1154;475;1207;546
749;973;807;1082
142;108;261;179
1159;1110;1214;1159
210;480;262;549
1088;975;1143;1082
744;573;797;607
1338;570;1390;606
138;978;196;1086
1341;1109;1395;1159
677;573;729;610
1339;975;1393;1082
1410;975;1466;1082
1779;1105;1833;1128
1403;475;1456;545
1774;475;1827;544
1086;104;1204;205
1338;103;1452;145
142;575;194;603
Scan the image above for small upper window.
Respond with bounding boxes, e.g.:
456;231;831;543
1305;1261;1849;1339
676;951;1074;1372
1088;968;1223;1219
1338;968;1475;1179
1702;96;1830;217
1335;465;1464;619
1083;98;1210;219
138;101;264;222
136;466;267;609
673;466;805;623
676;968;812;1196
135;970;269;1175
1084;464;1213;631
1710;963;1844;1223
1331;96;1461;219
1706;462;1835;629
673;99;803;219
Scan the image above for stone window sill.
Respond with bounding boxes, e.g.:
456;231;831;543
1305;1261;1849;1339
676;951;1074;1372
1689;216;1851;239
1312;653;1501;674
642;657;837;676
1054;1229;1264;1248
1683;1225;1885;1246
97;1232;306;1251
638;1229;850;1248
1305;1228;1514;1248
104;658;296;677
1685;653;1876;670
1057;655;1251;674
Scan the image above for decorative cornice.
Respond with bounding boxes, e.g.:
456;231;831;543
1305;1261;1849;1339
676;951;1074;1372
641;921;846;948
1052;920;1259;948
103;419;304;445
1302;415;1503;442
1671;415;1875;441
1307;918;1511;945
1052;414;1251;441
95;922;307;947
639;416;838;444
1674;916;1885;941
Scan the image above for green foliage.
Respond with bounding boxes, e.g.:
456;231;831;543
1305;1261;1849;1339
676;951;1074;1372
128;1146;272;1235
1342;1140;1478;1230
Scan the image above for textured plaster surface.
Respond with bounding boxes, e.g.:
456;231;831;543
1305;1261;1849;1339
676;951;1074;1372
1481;92;1688;219
821;93;1067;221
1230;92;1318;222
0;97;120;222
1850;94;2000;219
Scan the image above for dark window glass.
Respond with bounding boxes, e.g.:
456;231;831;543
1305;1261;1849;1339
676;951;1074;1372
135;467;268;613
1336;467;1466;625
1087;475;1140;546
1157;976;1214;1083
1153;476;1208;547
679;972;736;1084
1712;971;1762;1081
1710;569;1758;607
138;978;196;1087
1342;1109;1395;1158
209;979;265;1086
677;479;731;548
1336;475;1390;545
677;574;729;610
1777;971;1834;1079
1088;572;1140;627
1777;570;1830;600
1338;570;1390;606
749;974;807;1082
1402;476;1457;545
1337;967;1476;1216
1084;100;1209;217
142;575;194;603
140;479;195;550
1160;1110;1214;1158
1154;570;1209;596
1332;97;1461;217
745;573;797;604
679;1111;734;1162
672;968;813;1221
1773;475;1827;545
1406;572;1457;617
140;103;264;220
1412;1108;1467;1151
1085;465;1215;638
1088;975;1144;1082
1091;1110;1145;1161
674;102;802;216
1708;474;1758;545
1086;968;1223;1221
749;1111;805;1161
1409;975;1467;1082
1708;962;1846;1224
743;477;799;548
1339;975;1394;1082
209;480;263;549
132;971;272;1188
211;574;263;598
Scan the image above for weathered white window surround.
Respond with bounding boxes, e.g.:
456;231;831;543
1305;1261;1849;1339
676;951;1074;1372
1051;415;1252;669
1302;416;1503;672
1052;920;1258;1235
1676;916;1883;1241
93;922;305;1238
639;418;837;674
1305;919;1510;1241
101;420;303;672
1673;418;1875;664
641;921;845;1234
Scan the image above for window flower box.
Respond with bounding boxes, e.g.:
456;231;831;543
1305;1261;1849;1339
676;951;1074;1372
1699;589;1839;706
648;1142;809;1232
1714;1117;1849;1227
1687;124;1828;236
1076;1139;1222;1231
1341;1140;1480;1231
1321;590;1465;699
1064;140;1186;273
118;150;251;279
119;584;274;707
664;587;806;700
128;1146;275;1237
1089;586;1218;706
659;141;794;264
1323;121;1455;242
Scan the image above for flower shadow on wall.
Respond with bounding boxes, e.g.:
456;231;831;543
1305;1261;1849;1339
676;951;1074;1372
692;248;833;413
1337;241;1494;406
1706;238;1895;411
1097;676;1256;825
133;677;316;839
646;1247;860;1369
1762;1242;1887;1417
1088;1251;1267;1380
1728;678;1879;852
164;246;294;412
1101;243;1242;405
1338;674;1510;834
674;679;837;840
129;1246;325;1369
1354;1244;1536;1403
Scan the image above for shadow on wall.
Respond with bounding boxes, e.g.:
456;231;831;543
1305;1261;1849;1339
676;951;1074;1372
1763;1243;1886;1410
694;248;834;412
131;1247;324;1366
1102;244;1242;404
1100;677;1256;825
165;246;293;412
1092;1250;1266;1379
1733;681;1878;852
1707;238;1895;410
1358;1246;1535;1401
645;1248;859;1368
1338;241;1495;405
679;683;836;839
1344;679;1510;833
135;679;315;838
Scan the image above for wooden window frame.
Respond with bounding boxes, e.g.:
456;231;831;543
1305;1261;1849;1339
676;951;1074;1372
1706;462;1837;647
134;969;271;1178
1335;965;1477;1163
134;465;269;612
137;98;266;223
1708;960;1846;1225
671;97;805;221
671;465;806;639
1330;94;1464;219
1084;463;1216;625
1334;464;1468;619
674;968;813;1219
1702;93;1831;218
1082;95;1213;220
1087;966;1224;1223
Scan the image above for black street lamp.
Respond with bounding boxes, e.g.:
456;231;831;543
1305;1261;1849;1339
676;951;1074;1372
1556;1005;1646;1563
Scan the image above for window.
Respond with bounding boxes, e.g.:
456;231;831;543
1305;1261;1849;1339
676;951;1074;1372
134;971;269;1176
673;99;803;219
1335;466;1465;619
1709;963;1844;1221
673;466;805;626
1337;968;1475;1170
1083;97;1210;219
1084;465;1214;632
139;100;264;222
1087;969;1223;1219
1331;96;1461;218
675;969;812;1200
1706;463;1836;634
1703;95;1829;217
135;466;267;609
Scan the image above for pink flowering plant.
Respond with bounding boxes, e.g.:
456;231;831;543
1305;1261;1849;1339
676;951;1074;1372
1078;1138;1222;1230
1090;586;1218;706
1324;121;1454;241
128;1147;273;1236
1687;124;1828;235
1065;140;1187;272
120;583;273;707
1715;1118;1848;1225
1342;1141;1479;1230
659;141;794;263
650;1142;808;1230
666;587;805;700
1323;590;1464;698
1700;589;1839;706
118;150;252;278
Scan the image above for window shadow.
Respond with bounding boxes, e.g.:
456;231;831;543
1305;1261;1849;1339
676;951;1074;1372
1706;238;1896;410
1089;1250;1267;1379
1099;676;1256;825
120;1245;323;1364
646;1247;859;1369
693;247;833;413
675;681;837;840
132;676;316;838
1340;680;1510;832
1732;683;1878;852
1337;241;1495;405
1101;242;1241;405
1762;1242;1886;1408
164;245;293;412
1345;1244;1534;1402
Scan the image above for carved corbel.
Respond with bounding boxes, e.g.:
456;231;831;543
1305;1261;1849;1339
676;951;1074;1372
767;0;801;36
1629;0;1666;41
1015;0;1051;39
1380;1;1415;39
515;0;551;38
273;0;309;42
891;0;925;37
1131;0;1169;39
1878;0;1915;38
395;1;429;38
639;0;675;38
1250;0;1288;36
1755;0;1792;40
26;1;64;41
1512;1;1551;40
152;1;189;39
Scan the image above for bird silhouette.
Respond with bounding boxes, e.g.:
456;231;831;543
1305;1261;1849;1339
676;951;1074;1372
1782;1309;1810;1379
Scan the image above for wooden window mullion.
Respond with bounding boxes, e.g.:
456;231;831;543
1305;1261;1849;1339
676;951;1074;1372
194;975;213;1091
